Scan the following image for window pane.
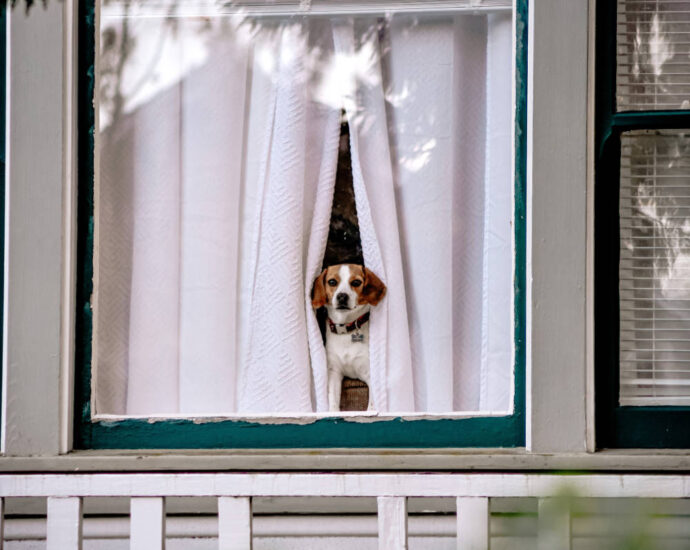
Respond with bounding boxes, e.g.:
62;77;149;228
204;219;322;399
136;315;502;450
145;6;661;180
94;1;514;417
617;0;690;111
620;130;690;406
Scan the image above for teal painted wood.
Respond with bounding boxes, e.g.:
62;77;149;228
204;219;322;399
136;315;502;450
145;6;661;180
1;2;5;169
74;0;96;449
513;0;528;448
74;0;528;450
594;0;690;449
611;112;690;130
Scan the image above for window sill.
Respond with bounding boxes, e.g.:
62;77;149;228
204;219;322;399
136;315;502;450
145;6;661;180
0;449;688;472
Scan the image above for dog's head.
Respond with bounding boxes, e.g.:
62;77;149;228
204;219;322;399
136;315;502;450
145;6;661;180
311;264;386;310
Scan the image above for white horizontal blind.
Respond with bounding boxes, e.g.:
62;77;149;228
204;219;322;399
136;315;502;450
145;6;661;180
101;0;512;18
619;130;690;406
617;0;690;111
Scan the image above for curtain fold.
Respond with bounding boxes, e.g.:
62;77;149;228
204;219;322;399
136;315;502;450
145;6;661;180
450;14;489;411
116;22;251;415
480;13;514;411
386;16;460;412
384;14;512;412
237;24;315;413
333;20;417;412
125;45;183;415
178;35;248;414
303;104;342;413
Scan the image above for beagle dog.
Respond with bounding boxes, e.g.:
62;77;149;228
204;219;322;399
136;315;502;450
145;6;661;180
311;264;386;412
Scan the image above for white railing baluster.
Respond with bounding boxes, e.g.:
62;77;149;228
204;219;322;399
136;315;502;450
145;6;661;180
456;497;489;550
46;496;82;550
537;497;571;550
377;496;407;550
218;496;252;550
130;497;165;550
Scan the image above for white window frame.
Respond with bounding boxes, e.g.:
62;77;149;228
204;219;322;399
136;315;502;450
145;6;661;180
1;0;605;463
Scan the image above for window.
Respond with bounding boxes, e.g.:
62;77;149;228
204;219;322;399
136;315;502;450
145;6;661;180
595;0;690;448
74;0;527;448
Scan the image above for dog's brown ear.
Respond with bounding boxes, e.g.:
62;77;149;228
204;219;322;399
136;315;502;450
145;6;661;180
311;269;328;309
362;267;386;306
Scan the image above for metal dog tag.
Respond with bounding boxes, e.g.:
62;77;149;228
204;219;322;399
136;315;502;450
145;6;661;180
351;332;365;343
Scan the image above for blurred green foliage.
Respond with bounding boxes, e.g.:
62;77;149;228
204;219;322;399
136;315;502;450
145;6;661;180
540;487;690;550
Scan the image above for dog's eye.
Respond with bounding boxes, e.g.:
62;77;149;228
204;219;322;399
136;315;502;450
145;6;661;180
328;279;338;287
351;280;362;288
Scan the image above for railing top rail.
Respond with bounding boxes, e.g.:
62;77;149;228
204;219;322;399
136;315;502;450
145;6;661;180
0;473;687;499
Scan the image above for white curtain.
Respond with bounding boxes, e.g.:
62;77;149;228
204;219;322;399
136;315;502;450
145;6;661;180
97;21;250;415
95;13;513;415
383;14;513;412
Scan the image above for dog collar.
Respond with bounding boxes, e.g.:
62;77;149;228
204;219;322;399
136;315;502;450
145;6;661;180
327;311;370;335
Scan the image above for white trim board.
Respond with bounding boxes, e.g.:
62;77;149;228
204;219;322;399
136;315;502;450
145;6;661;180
4;0;78;456
0;473;689;498
526;0;589;453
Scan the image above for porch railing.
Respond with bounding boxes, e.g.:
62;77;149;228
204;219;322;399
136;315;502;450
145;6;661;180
0;472;688;549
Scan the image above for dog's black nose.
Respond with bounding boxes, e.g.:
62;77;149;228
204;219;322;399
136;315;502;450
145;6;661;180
336;293;349;306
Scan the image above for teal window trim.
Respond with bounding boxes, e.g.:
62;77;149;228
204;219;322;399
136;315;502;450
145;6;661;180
73;0;528;449
595;1;690;449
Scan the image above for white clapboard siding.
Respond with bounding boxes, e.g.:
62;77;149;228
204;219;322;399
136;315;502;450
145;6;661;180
456;497;489;550
218;497;252;550
378;497;408;550
130;497;165;550
537;498;571;550
46;497;82;550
